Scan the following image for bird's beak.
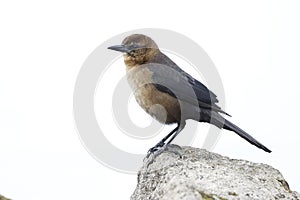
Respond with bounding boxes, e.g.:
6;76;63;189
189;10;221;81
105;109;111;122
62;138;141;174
107;45;129;53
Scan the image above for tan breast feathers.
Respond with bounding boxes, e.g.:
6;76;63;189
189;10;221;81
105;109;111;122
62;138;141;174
126;66;180;124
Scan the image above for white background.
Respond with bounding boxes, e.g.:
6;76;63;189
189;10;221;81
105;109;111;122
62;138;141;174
1;1;300;199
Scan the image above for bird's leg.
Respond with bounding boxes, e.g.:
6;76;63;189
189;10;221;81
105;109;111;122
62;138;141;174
144;123;186;166
154;122;186;159
166;122;186;144
146;124;179;158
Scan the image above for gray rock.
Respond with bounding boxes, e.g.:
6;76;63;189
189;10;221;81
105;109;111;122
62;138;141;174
131;146;300;200
0;195;10;200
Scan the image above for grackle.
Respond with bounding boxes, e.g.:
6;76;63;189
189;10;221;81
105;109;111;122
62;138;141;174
108;34;271;156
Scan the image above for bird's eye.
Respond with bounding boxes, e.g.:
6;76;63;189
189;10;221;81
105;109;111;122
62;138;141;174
130;44;139;49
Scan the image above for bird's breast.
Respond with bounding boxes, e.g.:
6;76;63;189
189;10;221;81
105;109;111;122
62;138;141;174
126;67;181;124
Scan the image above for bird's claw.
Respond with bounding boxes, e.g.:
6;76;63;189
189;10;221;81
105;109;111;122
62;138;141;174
146;141;165;158
144;144;183;167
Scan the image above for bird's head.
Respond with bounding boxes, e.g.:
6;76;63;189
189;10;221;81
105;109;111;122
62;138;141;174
108;34;159;67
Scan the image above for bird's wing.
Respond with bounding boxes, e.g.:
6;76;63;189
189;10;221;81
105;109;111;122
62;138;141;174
146;54;229;115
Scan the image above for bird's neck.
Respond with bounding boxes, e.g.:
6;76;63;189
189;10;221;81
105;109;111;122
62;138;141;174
124;56;143;71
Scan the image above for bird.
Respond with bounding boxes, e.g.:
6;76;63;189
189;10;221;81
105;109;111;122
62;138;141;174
108;34;271;156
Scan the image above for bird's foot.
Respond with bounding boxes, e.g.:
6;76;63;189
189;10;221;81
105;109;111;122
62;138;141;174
144;144;183;167
163;144;183;158
145;141;165;159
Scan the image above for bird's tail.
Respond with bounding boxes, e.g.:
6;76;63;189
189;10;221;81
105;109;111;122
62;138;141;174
210;113;272;153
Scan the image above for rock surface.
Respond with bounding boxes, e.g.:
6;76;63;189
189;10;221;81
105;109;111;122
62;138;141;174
0;195;10;200
131;146;300;200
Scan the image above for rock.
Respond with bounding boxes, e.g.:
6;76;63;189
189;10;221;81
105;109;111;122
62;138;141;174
0;195;10;200
131;146;300;200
